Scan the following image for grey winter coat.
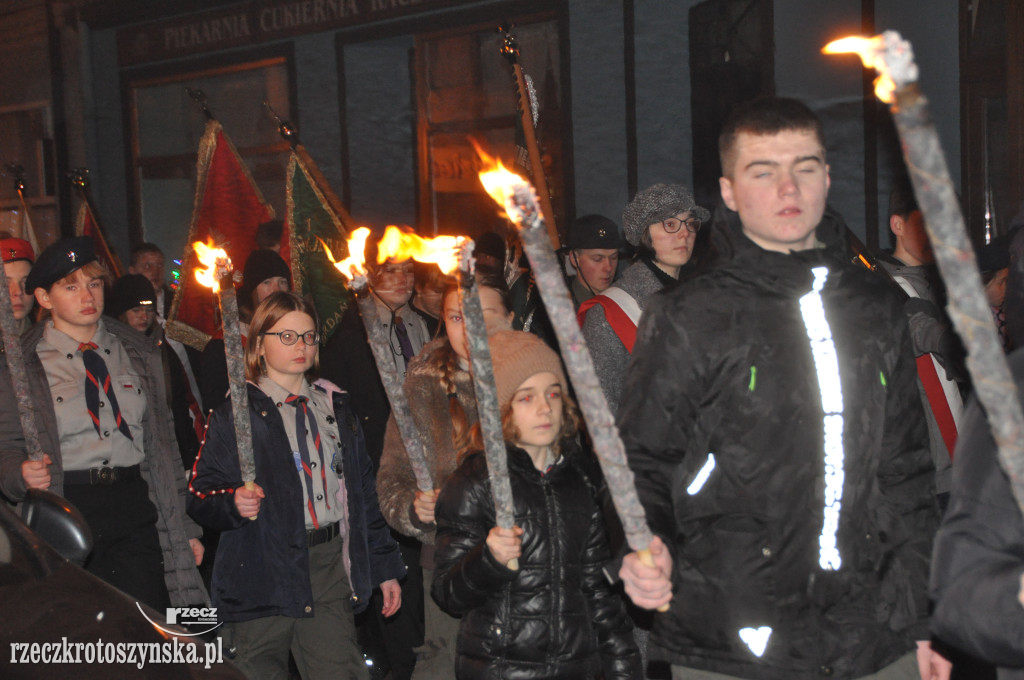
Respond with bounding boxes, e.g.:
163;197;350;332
0;318;208;607
580;258;671;415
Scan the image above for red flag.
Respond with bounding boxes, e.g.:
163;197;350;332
75;201;124;278
166;120;275;350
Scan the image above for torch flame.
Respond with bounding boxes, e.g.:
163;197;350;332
323;227;372;282
822;35;895;103
324;226;463;280
479;157;529;214
192;240;231;292
377;226;462;276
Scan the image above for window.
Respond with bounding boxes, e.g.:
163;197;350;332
125;54;293;263
414;17;568;239
0;103;57;246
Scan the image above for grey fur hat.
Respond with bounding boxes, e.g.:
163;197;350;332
622;183;710;246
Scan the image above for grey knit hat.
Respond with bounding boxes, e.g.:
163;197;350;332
622;183;710;246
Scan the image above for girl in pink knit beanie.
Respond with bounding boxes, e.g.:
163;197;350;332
430;330;640;679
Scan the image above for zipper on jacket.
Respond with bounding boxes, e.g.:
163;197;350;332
542;473;559;665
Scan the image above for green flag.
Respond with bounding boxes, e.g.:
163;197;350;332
286;152;352;342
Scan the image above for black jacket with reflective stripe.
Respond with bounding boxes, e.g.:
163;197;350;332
618;214;939;679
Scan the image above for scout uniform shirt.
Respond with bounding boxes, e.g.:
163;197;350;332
371;296;430;379
258;377;347;531
37;319;146;471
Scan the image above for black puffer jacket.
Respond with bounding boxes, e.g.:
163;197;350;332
618;214;938;679
432;441;641;680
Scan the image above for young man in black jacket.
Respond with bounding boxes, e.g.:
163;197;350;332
617;98;949;679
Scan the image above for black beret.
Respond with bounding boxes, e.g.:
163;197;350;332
567;214;625;251
25;236;98;294
106;274;156;320
474;231;507;261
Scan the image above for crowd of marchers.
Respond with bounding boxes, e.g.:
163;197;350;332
2;96;1024;680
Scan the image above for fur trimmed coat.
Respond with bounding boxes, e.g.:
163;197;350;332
377;337;479;544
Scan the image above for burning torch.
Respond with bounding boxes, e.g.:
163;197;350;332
327;226;521;567
322;228;439;494
193;241;257;517
479;158;663;592
825;32;1024;511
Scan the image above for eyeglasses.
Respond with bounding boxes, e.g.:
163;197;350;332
661;217;702;234
261;330;320;346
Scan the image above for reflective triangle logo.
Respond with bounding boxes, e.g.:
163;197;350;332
738;626;772;657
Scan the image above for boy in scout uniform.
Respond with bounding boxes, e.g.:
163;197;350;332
0;237;207;610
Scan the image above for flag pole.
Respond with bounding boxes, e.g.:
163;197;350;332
70;168;125;278
167;94;275;351
269;103;355;340
499;23;562;250
4;164;41;256
265;102;355;233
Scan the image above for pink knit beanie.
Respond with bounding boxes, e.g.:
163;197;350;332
488;331;567;407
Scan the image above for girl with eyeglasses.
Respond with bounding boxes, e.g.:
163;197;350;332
187;291;406;679
576;184;709;677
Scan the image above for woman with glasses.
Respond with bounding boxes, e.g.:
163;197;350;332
576;184;709;679
578;183;710;416
188;291;406;679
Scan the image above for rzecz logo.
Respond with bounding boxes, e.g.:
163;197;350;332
136;604;223;636
167;607;218;626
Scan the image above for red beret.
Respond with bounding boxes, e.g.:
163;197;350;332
0;238;34;264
